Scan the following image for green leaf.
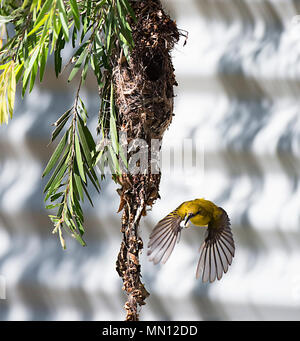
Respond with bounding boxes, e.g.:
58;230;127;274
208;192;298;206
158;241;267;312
0;91;8;125
15;63;24;84
110;83;119;154
81;55;89;83
70;0;80;30
42;130;68;178
50;192;64;202
81;179;94;207
84;165;100;193
69;173;74;205
74;214;85;236
54;30;65;77
78;115;95;151
23;48;39;94
57;0;69;42
71;24;78;48
73;195;84;222
73;170;84;201
94;149;104;166
35;0;53;26
50;112;70;142
57;197;65;217
39;43;49;82
106;12;113;53
45;203;63;210
68;47;88;82
79;97;88;124
53;108;72;128
116;0;134;47
7;66;16;119
86;0;92;20
75;132;86;183
22;32;29;67
27;13;49;37
77;117;92;168
29;58;38;93
120;0;137;22
91;49;102;83
47;158;69;195
71;227;86;246
43;143;70;193
108;144;121;176
94;0;107;11
64;208;86;245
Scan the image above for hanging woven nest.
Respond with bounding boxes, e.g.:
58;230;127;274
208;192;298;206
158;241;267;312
114;0;180;321
113;0;179;142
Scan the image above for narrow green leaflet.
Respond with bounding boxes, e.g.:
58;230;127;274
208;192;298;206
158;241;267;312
47;158;69;195
57;0;69;42
43;141;70;195
50;112;70;142
77;116;93;168
22;48;39;94
73;170;84;201
39;43;49;82
81;55;89;83
120;0;137;22
81;174;94;206
54;31;65;77
116;0;134;47
7;66;16;119
70;0;80;30
29;58;38;93
27;13;49;37
75;132;86;183
68;47;88;82
108;144;121;176
106;10;113;53
35;0;53;26
53;108;72;128
42;130;68;178
110;83;119;155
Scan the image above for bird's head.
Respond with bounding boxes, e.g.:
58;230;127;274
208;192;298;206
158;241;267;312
184;212;194;227
184;209;203;227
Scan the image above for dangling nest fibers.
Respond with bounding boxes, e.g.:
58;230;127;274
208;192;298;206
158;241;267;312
114;0;180;321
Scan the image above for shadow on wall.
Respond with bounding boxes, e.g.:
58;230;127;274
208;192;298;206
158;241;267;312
177;0;300;320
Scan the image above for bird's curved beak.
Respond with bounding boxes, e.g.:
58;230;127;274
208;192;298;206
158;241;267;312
184;213;194;227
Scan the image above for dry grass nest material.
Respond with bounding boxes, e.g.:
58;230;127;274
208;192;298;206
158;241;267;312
114;1;181;321
113;0;180;142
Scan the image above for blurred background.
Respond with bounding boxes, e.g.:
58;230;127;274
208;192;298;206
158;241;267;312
1;0;300;321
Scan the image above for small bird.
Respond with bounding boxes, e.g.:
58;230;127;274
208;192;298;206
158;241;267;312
147;198;235;283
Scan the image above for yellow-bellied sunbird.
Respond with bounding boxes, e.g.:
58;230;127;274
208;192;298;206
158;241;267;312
147;198;235;283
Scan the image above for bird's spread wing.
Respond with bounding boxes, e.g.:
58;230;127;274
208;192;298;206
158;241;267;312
147;213;183;265
196;208;235;283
